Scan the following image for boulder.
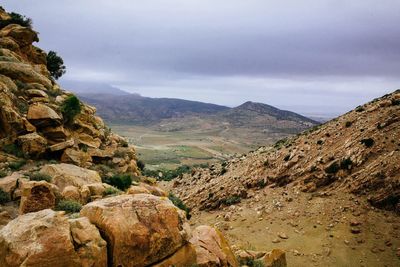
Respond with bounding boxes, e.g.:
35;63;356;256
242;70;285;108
61;185;82;202
0;209;107;267
61;148;92;167
25;89;48;98
80;194;191;267
152;243;197;267
190;225;239;267
27;103;61;127
139;182;168;197
0;172;26;200
0;24;38;47
127;185;151;195
42;125;68;142
40;163;101;192
19;181;56;214
262;249;287;267
49;138;74;152
0;61;52;89
17;132;47;158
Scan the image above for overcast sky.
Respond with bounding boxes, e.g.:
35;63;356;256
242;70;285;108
3;0;400;116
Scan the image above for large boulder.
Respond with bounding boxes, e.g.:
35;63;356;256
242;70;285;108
40;163;101;192
0;172;27;200
0;62;52;89
190;225;239;267
61;148;92;167
152;243;197;267
27;103;61;128
0;209;107;267
0;24;39;47
262;249;287;267
80;194;191;267
17;132;47;158
19;181;56;214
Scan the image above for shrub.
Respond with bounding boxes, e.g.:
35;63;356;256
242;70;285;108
360;138;374;148
325;162;340;174
0;170;7;178
142;165;192;181
223;195;241;205
238;258;265;267
137;160;145;171
46;51;66;79
168;193;191;219
0;11;32;29
61;95;81;123
355;106;365;112
9;159;26;171
56;200;82;213
219;167;227;176
104;187;119;195
29;172;52;182
104;174;132;191
345;121;353;127
2;143;24;157
0;189;10;204
340;158;353;170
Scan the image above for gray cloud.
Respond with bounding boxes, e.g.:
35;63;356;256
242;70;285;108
2;0;400;116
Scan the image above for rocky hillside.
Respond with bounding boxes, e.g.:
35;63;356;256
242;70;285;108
0;7;288;267
172;90;400;213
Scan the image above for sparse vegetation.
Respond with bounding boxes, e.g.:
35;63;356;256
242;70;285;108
168;192;191;219
0;11;32;29
238;258;265;267
345;121;353;127
219;167;227;176
355;106;365;112
0;189;10;204
9;159;27;171
0;170;7;178
103;174;132;191
324;161;340;174
340;157;353;170
56;200;82;213
29;172;52;182
223;195;241;205
142;165;192;181
60;95;81;123
104;187;119;196
2;143;24;157
361;138;374;148
46;51;66;80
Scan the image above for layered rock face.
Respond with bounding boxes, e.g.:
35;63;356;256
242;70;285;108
173;90;400;212
0;7;138;174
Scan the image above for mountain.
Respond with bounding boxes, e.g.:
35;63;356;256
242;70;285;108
172;90;400;212
61;81;131;96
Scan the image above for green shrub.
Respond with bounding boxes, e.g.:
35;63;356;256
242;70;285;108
340;158;353;170
104;174;132;191
168;193;191;219
46;51;66;79
325;162;340;174
9;159;26;171
345;121;353;127
56;200;82;213
238;258;265;267
142;165;192;181
104;187;119;195
0;170;7;178
137;160;145;171
0;189;10;204
223;195;241;205
29;172;52;182
0;11;32;29
360;138;374;148
355;106;365;112
61;95;81;123
2;143;24;157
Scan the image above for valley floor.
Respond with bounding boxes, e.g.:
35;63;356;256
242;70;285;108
162;183;400;266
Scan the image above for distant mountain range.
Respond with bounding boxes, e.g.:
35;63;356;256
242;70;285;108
66;84;318;134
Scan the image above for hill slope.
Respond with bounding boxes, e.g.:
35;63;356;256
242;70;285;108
172;90;400;212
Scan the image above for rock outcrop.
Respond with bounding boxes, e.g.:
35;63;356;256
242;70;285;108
0;209;107;267
80;194;191;267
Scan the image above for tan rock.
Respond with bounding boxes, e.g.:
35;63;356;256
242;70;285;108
61;148;92;167
152;243;197;267
0;209;106;267
262;249;287;267
0;61;52;89
0;172;27;200
139;182;168;197
27;103;61;127
19;180;56;214
127;185;151;195
17;132;47;158
49;138;74;152
62;185;82;202
0;211;12;227
25;89;48;98
40;163;101;192
80;194;191;267
190;225;239;267
69;217;108;267
42;125;68;142
0;24;39;47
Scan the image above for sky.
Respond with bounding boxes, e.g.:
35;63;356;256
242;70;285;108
2;0;400;117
